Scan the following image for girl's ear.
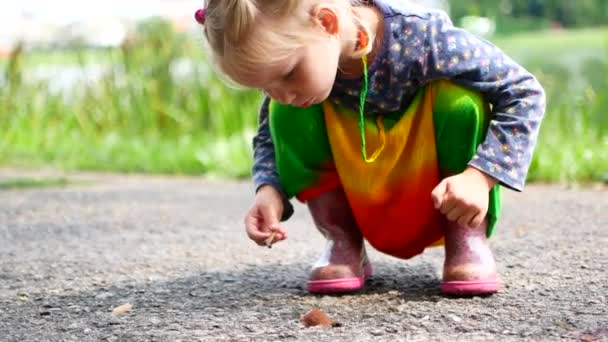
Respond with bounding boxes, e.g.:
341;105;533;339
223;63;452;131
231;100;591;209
311;5;340;35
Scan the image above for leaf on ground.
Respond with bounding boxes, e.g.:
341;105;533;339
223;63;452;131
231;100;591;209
300;308;340;328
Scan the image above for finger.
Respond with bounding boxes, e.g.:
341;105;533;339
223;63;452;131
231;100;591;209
248;227;271;246
264;232;277;248
263;215;287;248
439;191;458;215
437;181;458;215
264;229;288;248
271;230;287;241
268;223;287;236
470;212;486;228
431;180;447;209
273;230;288;241
457;211;477;227
266;222;287;243
244;210;272;245
446;204;467;222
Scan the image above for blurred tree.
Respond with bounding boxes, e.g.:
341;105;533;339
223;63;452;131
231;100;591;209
448;0;608;33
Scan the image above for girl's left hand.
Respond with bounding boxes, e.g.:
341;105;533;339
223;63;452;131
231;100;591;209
431;166;498;228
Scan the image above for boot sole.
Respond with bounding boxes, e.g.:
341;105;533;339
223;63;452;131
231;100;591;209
441;279;500;296
307;263;373;294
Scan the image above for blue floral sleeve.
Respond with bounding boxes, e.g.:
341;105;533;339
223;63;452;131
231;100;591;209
251;96;294;221
402;11;547;191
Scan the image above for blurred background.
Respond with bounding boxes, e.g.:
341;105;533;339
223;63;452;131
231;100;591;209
0;0;606;183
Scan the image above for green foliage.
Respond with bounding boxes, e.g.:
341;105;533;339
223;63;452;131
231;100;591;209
0;18;261;178
493;32;608;183
449;0;608;34
0;19;607;184
0;177;70;190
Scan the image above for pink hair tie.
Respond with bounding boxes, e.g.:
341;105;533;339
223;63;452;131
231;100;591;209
195;8;206;25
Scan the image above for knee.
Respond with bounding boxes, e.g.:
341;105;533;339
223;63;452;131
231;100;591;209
433;81;489;173
437;81;486;123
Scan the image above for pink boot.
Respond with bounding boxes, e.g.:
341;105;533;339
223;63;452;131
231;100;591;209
441;218;500;296
306;188;373;294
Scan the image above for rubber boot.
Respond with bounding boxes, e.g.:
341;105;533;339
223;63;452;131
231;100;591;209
306;188;373;294
441;217;500;296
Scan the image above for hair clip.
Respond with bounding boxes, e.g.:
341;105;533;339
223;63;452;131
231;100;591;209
195;8;206;25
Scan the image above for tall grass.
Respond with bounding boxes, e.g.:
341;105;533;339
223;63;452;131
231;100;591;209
530;81;608;183
0;19;260;178
0;19;607;183
494;32;608;183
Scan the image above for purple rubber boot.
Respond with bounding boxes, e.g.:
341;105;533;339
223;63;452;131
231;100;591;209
306;188;373;294
441;218;500;296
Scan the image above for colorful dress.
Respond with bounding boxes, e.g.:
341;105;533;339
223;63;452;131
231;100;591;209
270;81;501;258
251;0;546;256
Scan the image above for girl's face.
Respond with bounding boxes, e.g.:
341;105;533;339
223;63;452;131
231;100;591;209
232;7;345;107
235;36;342;108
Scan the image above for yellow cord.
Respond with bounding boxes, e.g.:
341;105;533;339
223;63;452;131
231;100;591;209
362;115;386;163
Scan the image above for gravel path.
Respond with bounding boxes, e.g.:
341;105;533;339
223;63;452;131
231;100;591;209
0;171;606;341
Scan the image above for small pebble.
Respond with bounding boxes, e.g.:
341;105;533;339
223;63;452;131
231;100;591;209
111;303;132;315
449;314;462;323
370;329;384;336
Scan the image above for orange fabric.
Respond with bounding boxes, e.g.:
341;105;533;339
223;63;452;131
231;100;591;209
323;85;443;259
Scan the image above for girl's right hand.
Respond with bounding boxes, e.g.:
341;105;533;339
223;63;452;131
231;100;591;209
244;185;288;247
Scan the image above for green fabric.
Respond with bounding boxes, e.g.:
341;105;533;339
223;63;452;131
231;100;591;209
432;82;501;237
268;81;501;236
268;101;333;198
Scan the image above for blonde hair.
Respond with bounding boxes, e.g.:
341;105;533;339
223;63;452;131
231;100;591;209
200;0;372;86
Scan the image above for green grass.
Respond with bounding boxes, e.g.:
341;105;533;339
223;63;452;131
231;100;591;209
493;27;608;56
25;48;120;66
491;28;608;183
493;27;608;86
528;86;608;183
0;19;261;178
0;20;607;184
0;177;70;190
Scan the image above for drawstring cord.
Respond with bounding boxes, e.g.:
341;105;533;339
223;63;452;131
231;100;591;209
358;55;386;163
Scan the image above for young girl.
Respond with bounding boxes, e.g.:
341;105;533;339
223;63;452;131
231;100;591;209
195;0;545;296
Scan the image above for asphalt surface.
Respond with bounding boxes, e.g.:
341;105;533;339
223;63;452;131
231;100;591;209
0;170;606;341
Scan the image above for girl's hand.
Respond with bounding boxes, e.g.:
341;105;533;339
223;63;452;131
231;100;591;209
244;185;288;247
431;167;498;228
